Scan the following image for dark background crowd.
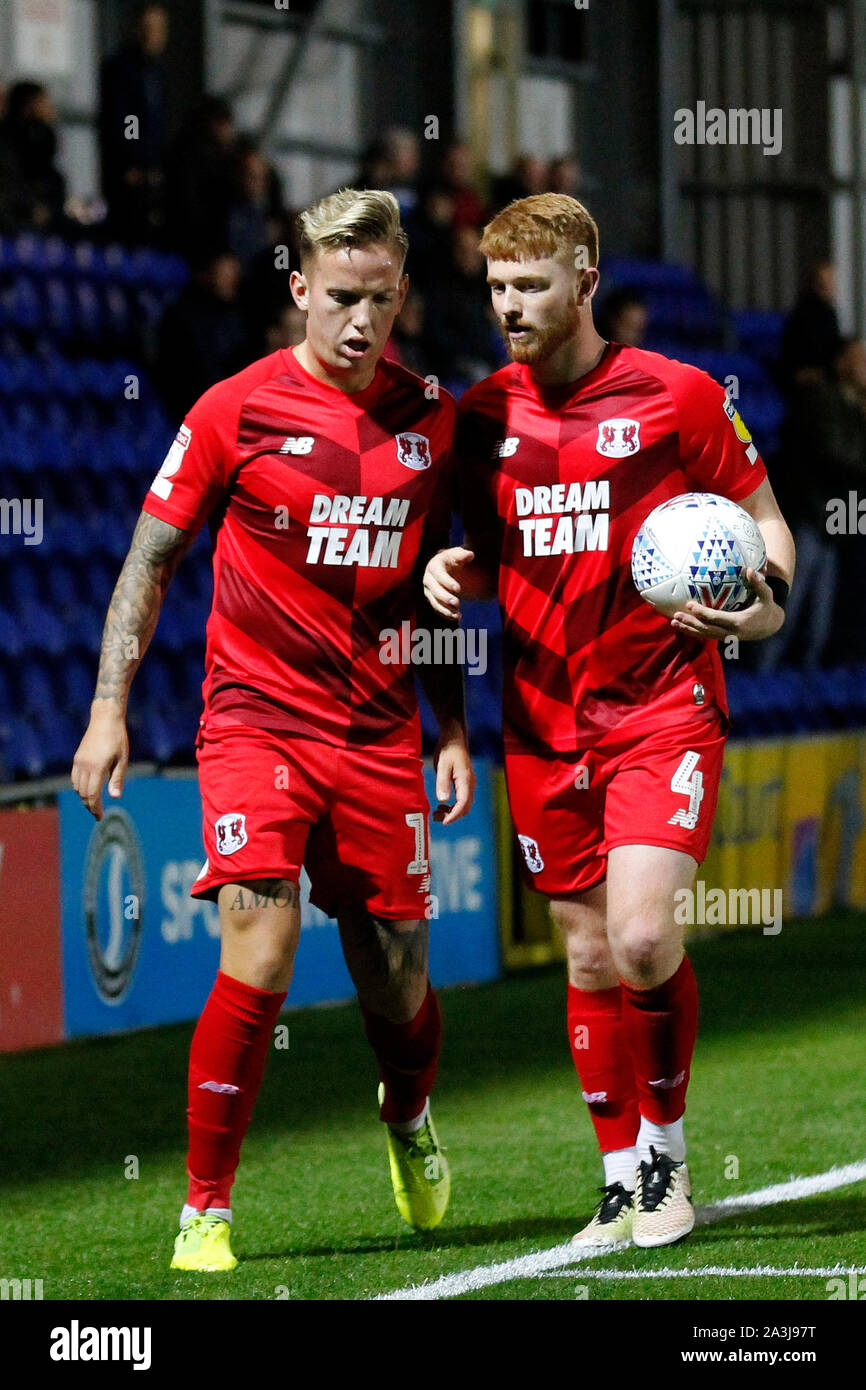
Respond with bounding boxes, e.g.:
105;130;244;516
1;0;863;670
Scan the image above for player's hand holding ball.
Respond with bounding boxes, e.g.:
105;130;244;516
671;565;784;642
631;492;784;642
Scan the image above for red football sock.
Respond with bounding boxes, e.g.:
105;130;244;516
567;983;640;1154
186;969;287;1210
360;984;442;1125
620;955;699;1124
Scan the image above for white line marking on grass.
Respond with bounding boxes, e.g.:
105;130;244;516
375;1160;866;1300
540;1265;866;1280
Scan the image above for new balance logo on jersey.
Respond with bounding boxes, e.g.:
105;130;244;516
214;813;247;855
581;1090;608;1104
198;1080;241;1094
518;834;545;873
396;432;431;470
494;436;520;458
279;435;315;455
596;417;641;457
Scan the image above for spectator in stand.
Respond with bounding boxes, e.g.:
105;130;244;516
240;207;297;352
405;182;457;290
165;96;237;257
762;336;866;670
262;300;307;353
780;260;842;393
424;224;505;389
490;154;549;212
226;142;285;270
439;141;487;228
599;286;649;348
0;81;66;229
386;290;435;379
549;154;583;199
355;136;392;190
154;248;248;421
381;126;421;218
99;1;170;244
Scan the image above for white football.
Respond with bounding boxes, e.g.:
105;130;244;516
631;492;766;617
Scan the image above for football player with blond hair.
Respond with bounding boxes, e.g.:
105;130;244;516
73;189;474;1270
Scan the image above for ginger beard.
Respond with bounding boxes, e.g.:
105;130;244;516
492;265;584;365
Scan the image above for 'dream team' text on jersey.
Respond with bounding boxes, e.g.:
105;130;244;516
457;343;768;753
142;346;455;750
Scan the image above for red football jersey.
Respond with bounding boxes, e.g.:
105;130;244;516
142;346;455;750
456;343;768;752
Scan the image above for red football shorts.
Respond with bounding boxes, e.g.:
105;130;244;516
191;722;432;921
504;701;728;897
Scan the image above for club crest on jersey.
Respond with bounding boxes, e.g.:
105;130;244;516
518;834;545;874
215;813;247;856
596;417;641;457
396;432;432;470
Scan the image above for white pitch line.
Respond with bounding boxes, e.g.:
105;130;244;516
540;1265;866;1280
375;1159;866;1301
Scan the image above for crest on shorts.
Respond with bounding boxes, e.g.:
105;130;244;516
596;417;641;457
396;432;432;470
215;813;248;856
518;834;545;874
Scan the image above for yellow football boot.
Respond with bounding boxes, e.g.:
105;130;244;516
380;1086;450;1231
170;1211;238;1272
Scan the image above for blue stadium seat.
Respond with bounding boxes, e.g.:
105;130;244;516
43;276;74;337
19;659;56;717
36;710;80;772
8;562;40;606
87;557;119;608
68;604;106;653
73;282;104;338
732;309;784;363
138;654;176;706
5;276;43;331
42;557;81;613
1;424;38;472
0;717;45;780
0;664;13;717
15;599;68;657
604;257;702;291
138;708;191;762
0;607;24;658
62;653;97;714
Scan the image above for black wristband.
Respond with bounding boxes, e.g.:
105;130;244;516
765;575;789;611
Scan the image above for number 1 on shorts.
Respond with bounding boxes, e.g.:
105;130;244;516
404;811;429;874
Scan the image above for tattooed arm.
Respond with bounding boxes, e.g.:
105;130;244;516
71;511;194;819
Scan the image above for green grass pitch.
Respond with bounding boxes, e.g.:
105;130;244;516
1;913;864;1301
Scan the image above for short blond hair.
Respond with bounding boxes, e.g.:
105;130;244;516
480;193;599;267
296;188;409;268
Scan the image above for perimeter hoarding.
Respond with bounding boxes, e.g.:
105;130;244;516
0;805;64;1051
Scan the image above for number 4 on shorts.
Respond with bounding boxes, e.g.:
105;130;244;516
668;750;704;830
